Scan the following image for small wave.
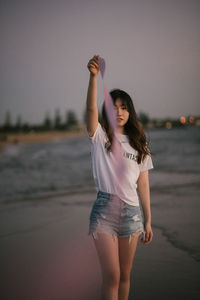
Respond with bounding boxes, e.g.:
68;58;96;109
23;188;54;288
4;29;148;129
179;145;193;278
31;149;47;160
153;167;200;174
151;181;200;194
1;182;95;207
2;144;22;157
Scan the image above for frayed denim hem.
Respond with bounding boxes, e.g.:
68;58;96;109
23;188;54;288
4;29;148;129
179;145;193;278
88;227;145;244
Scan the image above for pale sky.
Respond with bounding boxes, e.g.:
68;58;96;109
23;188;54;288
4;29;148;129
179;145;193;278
0;0;199;125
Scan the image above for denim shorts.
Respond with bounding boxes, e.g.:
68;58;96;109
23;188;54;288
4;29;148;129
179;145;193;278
88;190;146;244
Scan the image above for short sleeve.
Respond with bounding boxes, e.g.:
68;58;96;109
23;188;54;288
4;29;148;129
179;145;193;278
139;154;154;172
86;122;105;143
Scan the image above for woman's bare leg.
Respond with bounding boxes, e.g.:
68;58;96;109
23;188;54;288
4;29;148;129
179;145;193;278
118;232;140;300
92;232;120;300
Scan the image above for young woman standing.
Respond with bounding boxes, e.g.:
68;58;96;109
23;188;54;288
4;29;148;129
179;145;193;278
86;54;154;300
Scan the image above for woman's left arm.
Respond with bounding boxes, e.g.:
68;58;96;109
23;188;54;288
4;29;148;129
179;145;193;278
137;170;153;244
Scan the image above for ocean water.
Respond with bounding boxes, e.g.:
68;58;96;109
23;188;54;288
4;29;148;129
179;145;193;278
0;127;199;206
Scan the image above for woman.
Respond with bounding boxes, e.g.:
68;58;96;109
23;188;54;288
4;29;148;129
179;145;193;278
86;54;154;300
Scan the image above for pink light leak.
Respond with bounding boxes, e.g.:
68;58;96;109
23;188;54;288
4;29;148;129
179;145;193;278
36;232;101;300
98;56;127;195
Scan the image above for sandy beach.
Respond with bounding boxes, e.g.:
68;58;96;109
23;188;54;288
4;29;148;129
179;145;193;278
1;126;200;300
1;187;200;300
0;128;86;151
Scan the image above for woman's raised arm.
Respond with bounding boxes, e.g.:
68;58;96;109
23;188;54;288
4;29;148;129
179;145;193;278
86;55;100;137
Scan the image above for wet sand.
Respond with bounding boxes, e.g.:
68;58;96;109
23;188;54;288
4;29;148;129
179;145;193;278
1;188;200;300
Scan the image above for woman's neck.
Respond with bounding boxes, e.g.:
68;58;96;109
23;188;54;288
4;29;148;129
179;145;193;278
116;126;125;135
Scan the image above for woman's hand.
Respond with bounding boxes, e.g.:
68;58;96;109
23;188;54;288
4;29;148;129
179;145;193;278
141;223;153;244
87;55;100;77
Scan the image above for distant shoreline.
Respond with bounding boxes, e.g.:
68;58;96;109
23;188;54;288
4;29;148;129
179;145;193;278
0;125;197;152
0;129;86;151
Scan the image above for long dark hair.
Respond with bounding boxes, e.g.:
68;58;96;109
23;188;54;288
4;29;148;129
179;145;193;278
101;89;151;164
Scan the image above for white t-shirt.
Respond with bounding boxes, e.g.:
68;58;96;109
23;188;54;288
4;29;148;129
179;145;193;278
86;122;154;206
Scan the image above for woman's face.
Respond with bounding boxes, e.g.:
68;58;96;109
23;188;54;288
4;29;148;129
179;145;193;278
114;98;130;128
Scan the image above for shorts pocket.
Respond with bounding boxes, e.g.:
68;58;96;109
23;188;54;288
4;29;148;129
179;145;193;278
89;197;108;220
126;205;142;222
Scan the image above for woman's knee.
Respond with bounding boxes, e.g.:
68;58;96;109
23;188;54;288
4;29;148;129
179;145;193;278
102;269;120;287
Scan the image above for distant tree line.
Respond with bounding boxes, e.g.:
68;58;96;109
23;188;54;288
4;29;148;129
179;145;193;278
0;109;80;133
0;108;197;134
